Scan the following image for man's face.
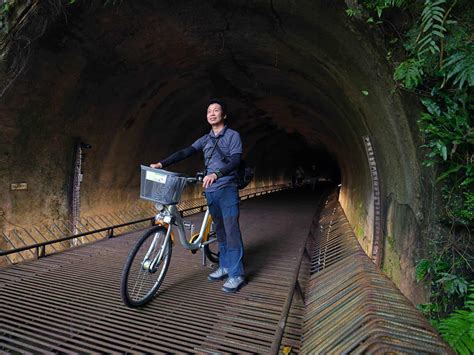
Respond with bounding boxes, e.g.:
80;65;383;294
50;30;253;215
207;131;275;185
207;103;226;125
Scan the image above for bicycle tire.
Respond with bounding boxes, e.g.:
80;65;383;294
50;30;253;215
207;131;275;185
204;230;219;263
121;226;172;307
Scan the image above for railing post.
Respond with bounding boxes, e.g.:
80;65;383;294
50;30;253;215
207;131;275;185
36;245;45;259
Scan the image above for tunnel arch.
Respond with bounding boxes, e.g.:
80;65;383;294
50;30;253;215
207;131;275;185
0;0;429;302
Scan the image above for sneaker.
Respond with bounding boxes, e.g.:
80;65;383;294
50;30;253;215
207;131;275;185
208;267;228;281
222;276;246;293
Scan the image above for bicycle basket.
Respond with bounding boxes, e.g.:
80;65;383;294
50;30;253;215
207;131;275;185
140;165;187;205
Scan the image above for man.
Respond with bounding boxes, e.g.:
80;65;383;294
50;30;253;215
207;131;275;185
150;99;246;293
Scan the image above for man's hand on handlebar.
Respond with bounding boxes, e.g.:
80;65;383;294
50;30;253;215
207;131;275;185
148;165;216;188
202;173;218;188
150;162;162;169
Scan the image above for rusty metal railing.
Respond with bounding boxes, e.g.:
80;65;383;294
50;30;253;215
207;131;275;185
0;184;291;265
270;194;324;355
301;193;453;353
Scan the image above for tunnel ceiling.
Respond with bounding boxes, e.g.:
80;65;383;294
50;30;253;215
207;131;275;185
17;0;370;177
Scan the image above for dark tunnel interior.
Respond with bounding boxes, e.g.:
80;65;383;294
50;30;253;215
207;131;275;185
0;0;430;302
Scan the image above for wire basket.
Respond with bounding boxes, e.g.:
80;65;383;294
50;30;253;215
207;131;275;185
140;165;187;205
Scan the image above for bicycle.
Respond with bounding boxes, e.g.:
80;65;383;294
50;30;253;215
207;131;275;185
120;166;219;308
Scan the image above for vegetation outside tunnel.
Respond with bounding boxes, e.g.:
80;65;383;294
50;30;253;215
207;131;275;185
346;1;473;353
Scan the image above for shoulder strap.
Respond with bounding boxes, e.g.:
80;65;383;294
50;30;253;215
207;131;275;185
204;136;222;171
213;141;230;163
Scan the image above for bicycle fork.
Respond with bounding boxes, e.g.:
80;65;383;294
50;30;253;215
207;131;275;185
143;227;172;272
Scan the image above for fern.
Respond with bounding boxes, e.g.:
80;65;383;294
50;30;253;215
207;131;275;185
394;59;424;89
467;284;474;311
416;0;447;56
444;44;474;89
366;0;408;17
437;283;474;354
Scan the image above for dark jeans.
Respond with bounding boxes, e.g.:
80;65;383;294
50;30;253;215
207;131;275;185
205;186;245;278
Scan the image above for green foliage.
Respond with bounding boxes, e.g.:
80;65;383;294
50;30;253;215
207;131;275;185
416;258;432;281
355;0;474;225
437;273;469;298
0;0;17;33
346;8;362;17
444;44;474;89
363;0;408;17
418;94;470;165
418;91;473;223
394;58;424;89
416;0;447;56
437;283;474;354
416;258;468;314
459;192;474;221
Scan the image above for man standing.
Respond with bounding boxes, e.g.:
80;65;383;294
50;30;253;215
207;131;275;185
150;99;246;293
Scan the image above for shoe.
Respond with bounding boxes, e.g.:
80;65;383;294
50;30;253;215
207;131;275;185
222;276;246;293
208;267;228;281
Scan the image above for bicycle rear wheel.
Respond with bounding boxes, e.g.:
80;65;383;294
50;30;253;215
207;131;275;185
121;226;172;307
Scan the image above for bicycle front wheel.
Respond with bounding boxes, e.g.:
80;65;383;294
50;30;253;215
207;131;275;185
121;226;172;307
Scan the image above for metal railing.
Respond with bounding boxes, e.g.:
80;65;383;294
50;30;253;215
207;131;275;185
270;194;324;354
0;184;291;264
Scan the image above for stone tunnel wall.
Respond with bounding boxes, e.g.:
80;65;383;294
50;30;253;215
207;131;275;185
0;0;433;303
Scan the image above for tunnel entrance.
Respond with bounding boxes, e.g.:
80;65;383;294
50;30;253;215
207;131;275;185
1;0;428;302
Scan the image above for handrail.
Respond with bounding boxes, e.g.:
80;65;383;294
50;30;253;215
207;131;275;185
0;184;292;260
0;216;154;257
269;194;323;354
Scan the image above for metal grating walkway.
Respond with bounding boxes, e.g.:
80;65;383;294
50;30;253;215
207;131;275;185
302;194;452;353
0;190;318;353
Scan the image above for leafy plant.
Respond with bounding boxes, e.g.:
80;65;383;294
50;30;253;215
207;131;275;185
418;92;473;223
363;0;408;17
436;273;469;298
444;44;474;89
346;8;362;17
416;0;447;56
437;283;474;354
394;58;424;89
0;0;16;32
416;257;468;319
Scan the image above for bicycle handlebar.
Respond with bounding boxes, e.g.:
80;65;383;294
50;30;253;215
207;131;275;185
147;165;204;184
186;171;205;184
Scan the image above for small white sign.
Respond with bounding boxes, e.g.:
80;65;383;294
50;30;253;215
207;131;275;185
11;182;28;190
146;171;167;184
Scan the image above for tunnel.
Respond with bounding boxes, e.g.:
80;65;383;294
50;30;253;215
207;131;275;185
0;0;432;304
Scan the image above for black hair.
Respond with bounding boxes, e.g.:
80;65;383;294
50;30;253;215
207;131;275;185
207;98;227;115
